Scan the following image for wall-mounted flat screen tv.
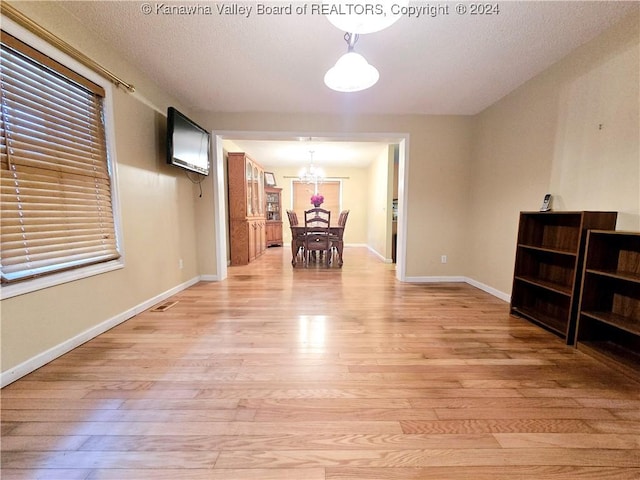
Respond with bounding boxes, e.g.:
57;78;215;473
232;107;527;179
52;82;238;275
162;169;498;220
166;107;210;176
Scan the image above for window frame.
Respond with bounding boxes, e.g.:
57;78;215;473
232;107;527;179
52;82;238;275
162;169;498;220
0;17;124;300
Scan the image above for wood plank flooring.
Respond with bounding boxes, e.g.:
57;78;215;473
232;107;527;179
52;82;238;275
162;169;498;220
2;247;639;479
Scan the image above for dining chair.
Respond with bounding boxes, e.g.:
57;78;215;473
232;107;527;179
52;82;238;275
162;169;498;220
303;207;331;267
286;209;299;227
287;210;304;266
330;209;349;267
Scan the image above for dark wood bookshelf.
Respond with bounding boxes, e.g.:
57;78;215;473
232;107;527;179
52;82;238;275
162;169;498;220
575;230;640;378
510;211;617;344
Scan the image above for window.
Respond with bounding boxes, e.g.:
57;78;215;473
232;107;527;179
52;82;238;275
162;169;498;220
292;180;341;219
1;31;120;289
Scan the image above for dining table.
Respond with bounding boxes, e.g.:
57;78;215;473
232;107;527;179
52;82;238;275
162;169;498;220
290;225;345;267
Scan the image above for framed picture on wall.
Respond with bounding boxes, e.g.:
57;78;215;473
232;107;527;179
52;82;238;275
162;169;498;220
264;172;276;187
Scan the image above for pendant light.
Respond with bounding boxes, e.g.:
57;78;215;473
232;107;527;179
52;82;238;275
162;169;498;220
323;0;407;34
324;33;379;93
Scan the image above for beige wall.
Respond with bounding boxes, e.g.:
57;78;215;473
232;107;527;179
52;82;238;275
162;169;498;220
467;11;640;296
1;3;638;381
548;14;639;226
199;113;474;280
367;146;395;260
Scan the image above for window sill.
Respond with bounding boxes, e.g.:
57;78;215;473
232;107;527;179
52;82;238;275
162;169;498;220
1;259;125;300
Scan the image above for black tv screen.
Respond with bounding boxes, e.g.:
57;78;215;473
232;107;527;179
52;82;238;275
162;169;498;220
166;107;210;176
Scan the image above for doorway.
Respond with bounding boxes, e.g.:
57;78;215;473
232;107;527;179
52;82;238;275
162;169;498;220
211;131;408;282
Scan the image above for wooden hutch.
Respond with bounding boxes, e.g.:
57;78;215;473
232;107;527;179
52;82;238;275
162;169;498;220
227;152;266;265
265;186;283;247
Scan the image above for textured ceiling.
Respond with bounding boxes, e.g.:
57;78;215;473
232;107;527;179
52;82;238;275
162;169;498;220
57;1;638;116
49;1;639;167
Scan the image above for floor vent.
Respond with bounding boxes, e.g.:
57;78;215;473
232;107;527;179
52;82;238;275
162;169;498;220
150;301;178;312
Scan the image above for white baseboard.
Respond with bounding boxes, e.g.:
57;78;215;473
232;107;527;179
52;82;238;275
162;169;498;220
130;276;202;314
404;275;467;283
367;246;385;262
366;245;394;263
0;276;201;388
404;275;510;303
199;274;220;282
464;277;511;303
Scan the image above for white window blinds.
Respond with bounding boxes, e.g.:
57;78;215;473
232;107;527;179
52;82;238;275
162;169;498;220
292;180;341;219
1;31;120;284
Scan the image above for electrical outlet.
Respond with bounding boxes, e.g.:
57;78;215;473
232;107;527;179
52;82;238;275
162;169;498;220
441;255;447;264
179;259;184;269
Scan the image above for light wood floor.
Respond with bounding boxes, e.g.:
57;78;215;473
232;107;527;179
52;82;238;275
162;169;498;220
2;247;639;479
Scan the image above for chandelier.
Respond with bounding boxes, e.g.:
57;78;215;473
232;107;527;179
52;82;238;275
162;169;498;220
298;150;324;192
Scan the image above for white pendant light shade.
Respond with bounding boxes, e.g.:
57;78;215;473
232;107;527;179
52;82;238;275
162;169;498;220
324;51;379;92
324;1;407;34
